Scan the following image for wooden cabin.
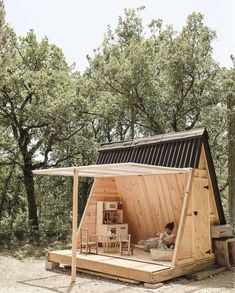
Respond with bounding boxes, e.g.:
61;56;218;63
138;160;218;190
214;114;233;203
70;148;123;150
34;128;226;284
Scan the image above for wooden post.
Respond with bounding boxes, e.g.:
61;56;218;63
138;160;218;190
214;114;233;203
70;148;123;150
172;170;194;266
71;169;79;282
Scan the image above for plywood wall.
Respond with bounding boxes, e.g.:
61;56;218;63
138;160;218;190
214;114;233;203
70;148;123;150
176;193;193;261
77;173;189;245
176;176;212;264
174;144;221;264
77;177;120;246
192;178;211;260
198;145;220;224
115;173;189;243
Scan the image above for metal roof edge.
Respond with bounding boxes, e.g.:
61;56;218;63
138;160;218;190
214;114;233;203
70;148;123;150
99;128;206;151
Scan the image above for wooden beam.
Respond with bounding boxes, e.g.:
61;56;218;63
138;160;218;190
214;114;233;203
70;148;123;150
71;169;79;282
172;170;194;266
76;268;141;284
193;169;207;178
76;178;97;240
152;255;215;283
33;163;192;178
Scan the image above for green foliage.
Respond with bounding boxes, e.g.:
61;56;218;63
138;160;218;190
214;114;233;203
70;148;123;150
83;8;230;220
0;29;91;168
84;10;220;141
0;22;97;242
0;6;233;248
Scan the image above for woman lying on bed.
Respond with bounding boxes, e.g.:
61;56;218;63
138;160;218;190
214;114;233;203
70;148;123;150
137;222;176;252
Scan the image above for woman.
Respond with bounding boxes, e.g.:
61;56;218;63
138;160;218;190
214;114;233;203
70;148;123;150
157;222;175;249
137;222;175;252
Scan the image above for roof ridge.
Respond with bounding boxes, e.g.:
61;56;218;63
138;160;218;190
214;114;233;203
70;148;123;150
99;128;206;151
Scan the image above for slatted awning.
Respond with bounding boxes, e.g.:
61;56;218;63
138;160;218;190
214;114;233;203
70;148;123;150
33;163;191;178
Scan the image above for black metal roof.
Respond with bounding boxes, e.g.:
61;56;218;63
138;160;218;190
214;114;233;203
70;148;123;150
97;128;225;224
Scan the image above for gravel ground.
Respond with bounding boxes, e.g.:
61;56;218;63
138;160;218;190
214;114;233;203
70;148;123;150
0;254;234;293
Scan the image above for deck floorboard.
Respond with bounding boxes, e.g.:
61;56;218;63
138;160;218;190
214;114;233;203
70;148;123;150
48;249;169;283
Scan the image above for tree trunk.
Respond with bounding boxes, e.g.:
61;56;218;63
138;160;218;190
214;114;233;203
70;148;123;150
130;106;135;139
22;166;39;232
228;94;235;228
0;166;14;222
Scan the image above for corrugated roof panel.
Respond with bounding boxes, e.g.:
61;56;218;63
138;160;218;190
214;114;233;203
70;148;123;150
116;150;122;163
138;147;146;163
122;148;129;162
177;141;185;167
108;150;115;163
105;140;196;168
98;136;204;169
149;145;158;165
157;144;166;166
136;147;143;163
143;146;149;164
161;143;169;166
146;145;155;165
194;138;202;167
169;142;177;167
182;140;191;167
173;140;182;167
186;139;194;167
167;142;175;166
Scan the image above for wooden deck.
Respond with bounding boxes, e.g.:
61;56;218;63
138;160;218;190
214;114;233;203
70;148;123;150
48;250;169;283
48;249;216;284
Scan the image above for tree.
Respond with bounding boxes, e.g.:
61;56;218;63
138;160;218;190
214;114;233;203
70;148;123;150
0;30;91;233
222;59;235;227
0;1;14;77
83;8;230;223
0;5;231;243
84;9;220;143
0;0;6;68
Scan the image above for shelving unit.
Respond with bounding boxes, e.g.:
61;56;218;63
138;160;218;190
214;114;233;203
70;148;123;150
96;201;128;238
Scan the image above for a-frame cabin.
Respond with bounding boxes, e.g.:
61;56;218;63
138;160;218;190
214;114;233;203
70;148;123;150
35;128;226;284
96;128;225;226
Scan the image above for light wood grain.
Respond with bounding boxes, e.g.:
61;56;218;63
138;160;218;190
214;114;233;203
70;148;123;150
77;177;120;245
172;171;194;265
192;178;211;260
71;169;79;282
115;173;190;243
198;145;219;224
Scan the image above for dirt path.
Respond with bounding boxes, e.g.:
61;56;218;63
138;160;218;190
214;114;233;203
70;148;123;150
0;254;234;293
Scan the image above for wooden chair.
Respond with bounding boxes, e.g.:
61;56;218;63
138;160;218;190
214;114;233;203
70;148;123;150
80;228;98;255
120;234;133;256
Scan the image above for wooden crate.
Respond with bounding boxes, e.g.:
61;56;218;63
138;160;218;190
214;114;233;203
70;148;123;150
211;225;233;238
214;238;235;268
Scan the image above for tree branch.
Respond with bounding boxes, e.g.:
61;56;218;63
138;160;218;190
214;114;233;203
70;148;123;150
219;179;228;193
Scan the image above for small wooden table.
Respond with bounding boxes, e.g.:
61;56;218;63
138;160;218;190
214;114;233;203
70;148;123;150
97;234;120;253
214;238;235;268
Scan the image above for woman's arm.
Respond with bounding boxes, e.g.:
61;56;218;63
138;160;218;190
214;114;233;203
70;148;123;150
159;232;165;241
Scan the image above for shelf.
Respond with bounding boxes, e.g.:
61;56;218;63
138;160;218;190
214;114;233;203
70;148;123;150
98;223;128;225
97;201;124;225
103;209;123;212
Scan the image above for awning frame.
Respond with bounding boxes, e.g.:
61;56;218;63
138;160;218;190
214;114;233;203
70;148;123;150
33;162;192;178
